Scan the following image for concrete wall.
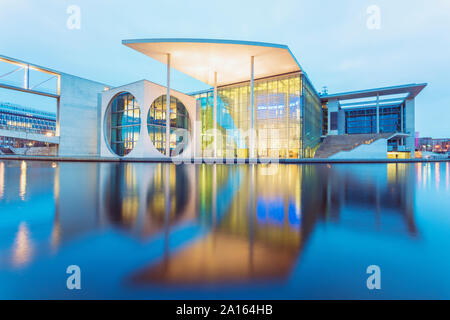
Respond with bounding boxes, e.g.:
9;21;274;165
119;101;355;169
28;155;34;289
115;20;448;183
327;99;339;135
100;80;196;159
58;73;108;156
330;138;388;159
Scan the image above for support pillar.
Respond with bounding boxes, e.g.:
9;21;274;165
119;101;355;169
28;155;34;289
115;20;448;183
327;99;339;135
376;93;380;134
165;53;171;157
213;71;217;158
405;98;416;158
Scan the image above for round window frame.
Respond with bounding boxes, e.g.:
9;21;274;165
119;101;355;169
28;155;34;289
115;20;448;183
103;91;142;157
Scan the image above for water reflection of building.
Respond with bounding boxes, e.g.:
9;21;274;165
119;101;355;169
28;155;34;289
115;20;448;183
44;161;420;285
98;163;197;237
130;163;418;286
131;165;314;284
318;163;417;236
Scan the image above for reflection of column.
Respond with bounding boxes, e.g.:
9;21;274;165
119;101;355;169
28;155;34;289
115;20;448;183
163;164;171;263
375;170;381;230
250;56;255;160
20;161;27;200
212;164;217;229
51;164;61;251
0;161;4;199
446;162;449;191
435;162;440;190
248;164;255;271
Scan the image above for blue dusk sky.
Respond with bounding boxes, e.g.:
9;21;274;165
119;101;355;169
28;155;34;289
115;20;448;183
0;0;449;137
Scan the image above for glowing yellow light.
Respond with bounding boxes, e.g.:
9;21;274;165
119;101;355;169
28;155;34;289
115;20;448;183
12;222;33;267
20;161;27;200
46;132;53;137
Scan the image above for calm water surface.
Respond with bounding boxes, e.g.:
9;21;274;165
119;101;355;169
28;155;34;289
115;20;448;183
0;160;449;299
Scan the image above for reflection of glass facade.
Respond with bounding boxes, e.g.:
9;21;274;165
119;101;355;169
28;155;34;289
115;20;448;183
193;72;322;158
105;92;141;157
147;96;190;155
345;105;404;134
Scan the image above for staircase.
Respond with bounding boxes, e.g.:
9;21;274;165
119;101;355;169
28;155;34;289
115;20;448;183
314;133;393;158
0;147;16;155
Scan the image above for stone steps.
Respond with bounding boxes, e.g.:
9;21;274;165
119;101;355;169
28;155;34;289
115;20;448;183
314;133;393;158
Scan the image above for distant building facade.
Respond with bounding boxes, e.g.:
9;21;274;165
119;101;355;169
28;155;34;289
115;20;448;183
0;102;56;148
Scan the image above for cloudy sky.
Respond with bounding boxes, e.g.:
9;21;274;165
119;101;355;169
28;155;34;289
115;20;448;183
1;0;449;137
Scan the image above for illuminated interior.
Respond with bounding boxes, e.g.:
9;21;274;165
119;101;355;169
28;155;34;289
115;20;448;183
147;95;190;156
105;92;141;157
193;72;322;158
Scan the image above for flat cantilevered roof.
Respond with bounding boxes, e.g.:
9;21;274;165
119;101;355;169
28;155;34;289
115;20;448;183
320;83;427;102
122;38;302;87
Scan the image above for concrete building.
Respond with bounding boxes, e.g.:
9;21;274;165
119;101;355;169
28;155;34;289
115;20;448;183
0;39;427;160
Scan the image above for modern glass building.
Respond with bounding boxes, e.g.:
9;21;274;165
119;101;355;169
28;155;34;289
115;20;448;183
100;38;324;159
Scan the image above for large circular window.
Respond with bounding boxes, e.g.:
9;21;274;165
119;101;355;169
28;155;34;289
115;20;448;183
147;95;190;156
105;92;141;157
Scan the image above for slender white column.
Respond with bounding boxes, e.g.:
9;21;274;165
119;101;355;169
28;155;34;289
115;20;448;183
213;72;217;158
166;54;171;157
250;56;255;159
376;93;380;134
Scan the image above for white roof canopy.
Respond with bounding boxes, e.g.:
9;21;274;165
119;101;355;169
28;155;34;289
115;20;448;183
122;38;302;87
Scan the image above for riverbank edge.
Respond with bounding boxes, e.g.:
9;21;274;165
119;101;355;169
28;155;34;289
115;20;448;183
0;155;449;164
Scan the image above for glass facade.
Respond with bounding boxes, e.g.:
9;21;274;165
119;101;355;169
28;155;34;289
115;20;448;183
147;95;190;156
345;104;404;134
193;72;322;159
105;92;141;157
302;77;322;158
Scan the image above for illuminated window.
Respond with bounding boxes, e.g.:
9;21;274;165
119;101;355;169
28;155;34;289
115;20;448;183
104;92;141;157
147;95;190;156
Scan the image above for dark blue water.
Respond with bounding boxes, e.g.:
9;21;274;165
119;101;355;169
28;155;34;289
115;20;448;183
0;160;449;299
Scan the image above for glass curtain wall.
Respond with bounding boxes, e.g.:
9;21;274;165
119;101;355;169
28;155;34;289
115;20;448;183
194;72;317;159
302;77;322;158
345;104;403;134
